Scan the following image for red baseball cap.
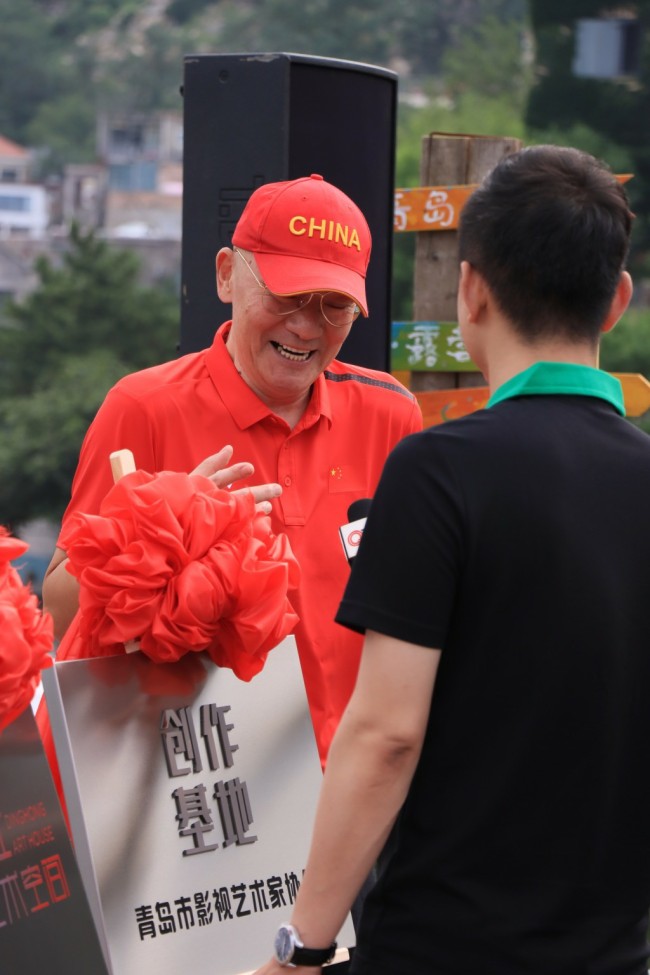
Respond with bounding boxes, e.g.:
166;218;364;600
231;174;372;316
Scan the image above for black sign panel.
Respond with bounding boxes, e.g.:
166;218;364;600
0;706;109;973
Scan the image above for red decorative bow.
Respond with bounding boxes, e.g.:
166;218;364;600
0;526;53;732
59;471;300;681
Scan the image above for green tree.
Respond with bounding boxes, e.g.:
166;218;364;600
0;351;129;528
43;0;130;40
0;0;71;143
167;0;213;25
190;0;509;77
0;0;534;175
94;23;186;115
442;13;532;111
526;0;650;273
0;226;179;526
602;308;650;379
0;225;178;396
195;0;395;66
26;93;97;174
392;55;530;319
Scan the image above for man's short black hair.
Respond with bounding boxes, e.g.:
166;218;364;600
458;145;633;344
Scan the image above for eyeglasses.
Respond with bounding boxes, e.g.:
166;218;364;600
233;246;361;329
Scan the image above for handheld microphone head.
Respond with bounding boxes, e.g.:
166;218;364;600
339;499;372;565
346;498;372;523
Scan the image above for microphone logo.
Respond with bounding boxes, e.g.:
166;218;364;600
339;499;372;565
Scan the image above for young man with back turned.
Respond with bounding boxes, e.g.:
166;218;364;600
252;146;650;975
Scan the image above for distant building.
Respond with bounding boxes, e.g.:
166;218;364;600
61;164;108;232
105;187;182;240
573;17;642;79
95;111;183;240
0;116;183;304
97;112;182;189
0;241;38;306
0;183;49;238
0;134;31;183
0;135;50;239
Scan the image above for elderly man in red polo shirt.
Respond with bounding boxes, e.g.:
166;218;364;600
42;173;422;767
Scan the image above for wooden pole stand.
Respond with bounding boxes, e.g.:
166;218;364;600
411;132;521;393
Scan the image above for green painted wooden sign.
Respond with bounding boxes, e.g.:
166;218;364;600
391;321;479;372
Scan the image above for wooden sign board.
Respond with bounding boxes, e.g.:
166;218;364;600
43;638;355;975
413;386;490;426
391;321;478;372
614;372;650;417
394;175;632;233
393;185;475;232
407;372;650;428
0;706;110;974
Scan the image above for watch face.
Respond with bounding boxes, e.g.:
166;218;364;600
274;924;295;964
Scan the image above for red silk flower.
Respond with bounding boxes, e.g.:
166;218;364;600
59;471;300;680
0;527;54;733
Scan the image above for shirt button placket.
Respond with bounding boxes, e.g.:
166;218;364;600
278;437;303;522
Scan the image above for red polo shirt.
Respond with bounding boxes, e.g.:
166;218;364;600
58;323;422;762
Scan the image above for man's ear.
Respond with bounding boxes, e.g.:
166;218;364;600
601;271;633;333
458;261;490;324
216;247;234;303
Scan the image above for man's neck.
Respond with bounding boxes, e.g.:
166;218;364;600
223;324;311;430
270;396;311;430
485;333;599;397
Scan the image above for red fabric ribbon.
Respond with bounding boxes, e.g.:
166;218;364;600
0;527;54;732
59;471;300;680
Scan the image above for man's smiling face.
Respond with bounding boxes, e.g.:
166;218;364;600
218;248;352;416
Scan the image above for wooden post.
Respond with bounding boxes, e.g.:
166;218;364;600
411;132;522;392
109;449;140;653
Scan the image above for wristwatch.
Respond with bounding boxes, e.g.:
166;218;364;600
274;923;337;967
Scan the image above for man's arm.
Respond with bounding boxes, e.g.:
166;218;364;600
252;629;441;975
42;547;79;641
43;445;282;642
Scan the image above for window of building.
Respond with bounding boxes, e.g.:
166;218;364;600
0;195;29;212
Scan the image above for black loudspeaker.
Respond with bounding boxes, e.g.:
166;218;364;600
179;53;397;370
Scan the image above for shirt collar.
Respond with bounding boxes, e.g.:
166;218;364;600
487;361;625;416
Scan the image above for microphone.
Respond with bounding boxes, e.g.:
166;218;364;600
339;499;372;565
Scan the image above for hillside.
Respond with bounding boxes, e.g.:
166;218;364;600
1;0;525;175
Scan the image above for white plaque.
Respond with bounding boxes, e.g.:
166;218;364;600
43;637;355;975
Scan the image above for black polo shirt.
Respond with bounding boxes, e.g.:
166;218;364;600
337;363;650;975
